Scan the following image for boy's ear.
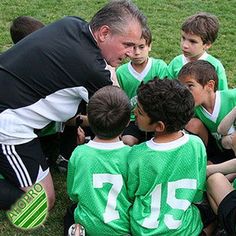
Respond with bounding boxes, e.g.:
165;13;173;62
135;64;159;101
206;79;215;91
148;43;152;52
204;42;212;50
155;121;165;132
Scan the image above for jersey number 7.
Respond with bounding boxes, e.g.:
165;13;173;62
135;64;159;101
93;174;123;223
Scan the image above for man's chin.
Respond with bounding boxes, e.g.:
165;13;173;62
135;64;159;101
108;61;120;68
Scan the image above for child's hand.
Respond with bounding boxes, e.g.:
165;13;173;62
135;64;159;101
77;126;85;145
206;165;215;178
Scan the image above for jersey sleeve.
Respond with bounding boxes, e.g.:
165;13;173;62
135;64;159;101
67;150;78;202
167;55;182;79
155;59;168;79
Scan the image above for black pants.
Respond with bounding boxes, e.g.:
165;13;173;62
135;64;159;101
0;179;24;210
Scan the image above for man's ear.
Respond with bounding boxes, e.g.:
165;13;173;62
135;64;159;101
95;25;110;42
155;121;165;132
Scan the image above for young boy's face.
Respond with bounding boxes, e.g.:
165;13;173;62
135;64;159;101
134;102;156;132
179;76;207;107
129;38;151;65
180;31;211;61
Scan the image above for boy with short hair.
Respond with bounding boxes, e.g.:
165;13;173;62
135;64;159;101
65;86;132;235
116;25;167;146
10;16;45;44
178;60;236;164
128;78;207;235
207;159;236;236
168;12;228;90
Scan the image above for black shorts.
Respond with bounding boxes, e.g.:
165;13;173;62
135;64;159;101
122;121;153;143
185;127;235;164
0;138;49;188
206;133;235;164
218;190;236;235
195;197;216;228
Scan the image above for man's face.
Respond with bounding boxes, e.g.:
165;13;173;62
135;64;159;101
98;21;142;67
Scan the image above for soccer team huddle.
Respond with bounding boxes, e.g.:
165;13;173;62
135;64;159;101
0;0;235;235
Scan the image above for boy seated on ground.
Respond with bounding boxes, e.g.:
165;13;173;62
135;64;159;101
168;12;228;91
127;78;211;235
178;60;236;164
116;25;167;146
64;86;132;236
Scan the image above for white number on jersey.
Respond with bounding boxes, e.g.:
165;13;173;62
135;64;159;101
142;179;197;229
93;174;123;223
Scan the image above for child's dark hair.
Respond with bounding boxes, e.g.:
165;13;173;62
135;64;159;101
181;12;219;44
178;60;218;92
88;85;131;139
137;78;194;133
10;16;45;44
142;25;152;46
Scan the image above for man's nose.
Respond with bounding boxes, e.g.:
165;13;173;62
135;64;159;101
126;46;135;57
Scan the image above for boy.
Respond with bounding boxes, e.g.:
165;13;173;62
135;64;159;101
10;16;44;44
128;78;207;235
65;86;132;235
207;159;236;235
168;12;228;90
116;25;167;146
178;60;236;164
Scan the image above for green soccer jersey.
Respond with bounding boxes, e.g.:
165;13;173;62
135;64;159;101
233;179;236;189
128;132;207;236
0;173;4;180
67;140;131;236
167;52;228;90
38;121;62;137
116;57;168;121
195;89;236;148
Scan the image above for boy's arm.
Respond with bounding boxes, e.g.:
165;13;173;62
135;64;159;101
217;106;236;135
207;158;236;177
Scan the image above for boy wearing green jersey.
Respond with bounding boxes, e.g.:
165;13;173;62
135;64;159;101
128;78;207;235
65;86;131;236
116;25;167;146
168;12;228;91
179;60;236;164
207;159;236;236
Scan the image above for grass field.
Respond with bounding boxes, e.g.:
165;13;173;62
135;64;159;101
0;0;236;235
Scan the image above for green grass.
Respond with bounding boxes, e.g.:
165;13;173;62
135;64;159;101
0;0;235;235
